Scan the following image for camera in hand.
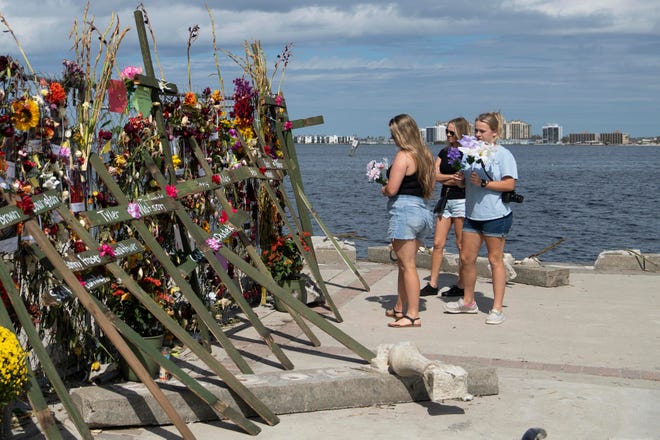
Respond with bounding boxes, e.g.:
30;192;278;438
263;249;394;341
502;190;524;203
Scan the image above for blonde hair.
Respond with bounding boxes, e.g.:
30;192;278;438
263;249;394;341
447;116;470;141
475;112;505;140
388;114;435;199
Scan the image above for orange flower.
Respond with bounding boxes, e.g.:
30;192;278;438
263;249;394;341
48;82;66;106
183;92;198;107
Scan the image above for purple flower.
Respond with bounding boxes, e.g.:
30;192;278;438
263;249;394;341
206;237;222;251
458;135;480;148
447;146;462;170
127;202;141;219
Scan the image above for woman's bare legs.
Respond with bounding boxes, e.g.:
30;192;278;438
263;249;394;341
428;216;452;288
459;231;482;305
484;235;507;311
390;238;422;326
452;217;465;289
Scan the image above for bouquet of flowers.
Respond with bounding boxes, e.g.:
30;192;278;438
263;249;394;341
261;233;309;283
366;158;389;185
457;135;497;168
447;146;463;171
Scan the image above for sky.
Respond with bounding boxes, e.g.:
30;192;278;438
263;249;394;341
1;0;659;138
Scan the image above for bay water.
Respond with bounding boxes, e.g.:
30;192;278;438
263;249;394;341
291;143;660;264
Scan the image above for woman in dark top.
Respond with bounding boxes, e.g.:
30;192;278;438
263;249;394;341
420;117;470;298
381;114;434;328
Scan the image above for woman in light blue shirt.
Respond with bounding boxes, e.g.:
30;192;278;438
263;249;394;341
444;112;518;325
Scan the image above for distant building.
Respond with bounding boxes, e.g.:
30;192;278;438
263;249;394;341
542;123;563;144
568;132;600;144
424;127;436;144
503;120;531;141
600;131;629;145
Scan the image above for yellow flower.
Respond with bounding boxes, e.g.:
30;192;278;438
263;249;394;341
211;90;222;103
0;326;28;406
11;98;40;131
171;154;182;169
90;361;101;372
114;155;127;167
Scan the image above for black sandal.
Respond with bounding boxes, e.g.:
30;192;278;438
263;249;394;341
385;308;403;318
388;315;421;328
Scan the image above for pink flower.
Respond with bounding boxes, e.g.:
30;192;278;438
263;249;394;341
127;202;141;219
275;95;283;106
98;244;116;258
206;237;222;251
284;121;293;130
165;185;178;198
120;66;142;81
58;146;71;159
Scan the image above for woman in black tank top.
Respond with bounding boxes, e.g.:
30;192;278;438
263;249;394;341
379;114;434;328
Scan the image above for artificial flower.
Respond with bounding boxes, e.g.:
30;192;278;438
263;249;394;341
457;135;497;167
210;89;222;103
11;98;40;131
165;185;178;198
47;82;67;106
127;202;141;219
16;194;35;216
206;237;222;251
447;146;463;171
98;244;116;258
183;92;198;107
119;66;142;81
366;158;389;185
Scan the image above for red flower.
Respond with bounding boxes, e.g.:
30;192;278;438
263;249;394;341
211;174;221;184
17;194;34;215
165;185;178;198
259;166;266;175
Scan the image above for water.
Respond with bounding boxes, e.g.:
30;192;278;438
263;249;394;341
290;143;660;264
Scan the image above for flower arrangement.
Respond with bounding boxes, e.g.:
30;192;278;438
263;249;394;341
457;135;497;168
261;232;310;283
0;326;29;408
0;7;296;375
103;276;173;337
366;158;389;185
447;146;463;171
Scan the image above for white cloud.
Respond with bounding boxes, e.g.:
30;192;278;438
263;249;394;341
501;0;660;33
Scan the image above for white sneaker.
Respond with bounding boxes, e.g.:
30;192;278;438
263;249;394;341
444;298;478;314
485;309;506;325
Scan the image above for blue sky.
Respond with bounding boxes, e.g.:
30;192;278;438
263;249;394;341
1;0;659;138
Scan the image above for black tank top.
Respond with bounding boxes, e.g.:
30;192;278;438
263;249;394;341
387;167;424;197
438;147;466;200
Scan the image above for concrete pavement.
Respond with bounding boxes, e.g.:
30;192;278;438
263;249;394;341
13;251;660;439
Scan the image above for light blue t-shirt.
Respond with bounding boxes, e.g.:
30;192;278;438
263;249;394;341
463;145;518;221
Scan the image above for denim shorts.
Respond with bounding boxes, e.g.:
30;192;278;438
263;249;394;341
463;212;513;238
387;195;434;240
440;198;466;219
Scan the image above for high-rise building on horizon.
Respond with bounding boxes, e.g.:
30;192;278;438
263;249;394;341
503;120;531;141
542;123;563;144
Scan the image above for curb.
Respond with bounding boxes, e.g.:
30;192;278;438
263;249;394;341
70;364;497;428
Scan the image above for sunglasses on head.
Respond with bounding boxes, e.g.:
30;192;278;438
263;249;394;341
446;130;456;137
